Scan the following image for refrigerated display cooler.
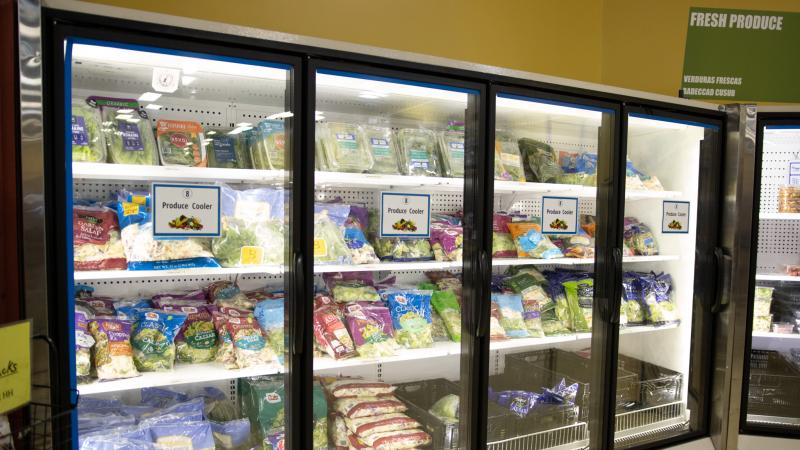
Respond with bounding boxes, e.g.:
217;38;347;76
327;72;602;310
11;4;749;450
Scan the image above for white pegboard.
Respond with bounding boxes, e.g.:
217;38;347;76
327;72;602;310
495;196;596;218
79;273;284;299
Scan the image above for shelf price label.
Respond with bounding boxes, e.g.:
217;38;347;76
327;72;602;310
0;320;31;415
662;201;691;234
788;161;800;185
152;183;221;237
541;196;578;235
380;192;431;238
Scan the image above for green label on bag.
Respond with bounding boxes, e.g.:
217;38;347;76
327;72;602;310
682;7;800;101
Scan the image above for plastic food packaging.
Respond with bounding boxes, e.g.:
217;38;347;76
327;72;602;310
314;203;352;265
344;207;380;264
254;299;285;359
344;303;399;358
429;395;459;424
383;289;434;348
557;151;597;186
72;100;106;162
213;186;285;267
360;428;432;450
621;273;645;325
364;126;402;175
431;290;461;342
396;128;441;176
504;272;548;337
552;229;594;258
623;217;659;256
439;130;466;178
205;129;250;169
226;316;277;368
430;223;464;261
345;412;421;437
73;204;127;271
250;120;286;170
507;222;563;259
130;308;187;371
626;160;664;191
156;119;207;166
88;318;139;380
489;301;508;340
562;276;594;332
210;418;251;449
116;190;220;270
518;138;561;183
785;264;800;276
325;379;396;399
334;396;407;419
320;122;374;173
491;293;530;338
160;304;217;364
491;213;518;258
580;214;596;237
75;304;95;380
494;138;526;181
88;96;158;165
778;186;800;213
149;421;215;450
640;272;679;324
211;311;237;369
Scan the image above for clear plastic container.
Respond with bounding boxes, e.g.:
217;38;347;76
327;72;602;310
71;99;106;162
156;120;207;167
250;120;285;170
397;128;440;177
364;126;401;175
89;96;158;166
438;130;465;178
315;122;330;171
205;129;250;169
320;122;373;173
495;137;525;182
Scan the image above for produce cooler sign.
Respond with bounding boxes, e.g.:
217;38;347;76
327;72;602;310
682;7;800;102
541;197;578;235
380;192;431;238
152;183;221;237
662;201;690;234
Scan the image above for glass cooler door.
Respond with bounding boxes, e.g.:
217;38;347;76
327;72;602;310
63;36;298;449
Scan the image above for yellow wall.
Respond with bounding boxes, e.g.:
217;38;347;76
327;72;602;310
84;0;800;98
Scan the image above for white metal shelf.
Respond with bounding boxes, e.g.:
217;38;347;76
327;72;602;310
752;331;800;340
78;361;283;395
72;162;286;184
314;261;461;273
755;273;800;282
759;212;800;220
73;266;285;281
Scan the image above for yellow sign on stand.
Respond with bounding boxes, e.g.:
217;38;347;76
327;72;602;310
0;320;31;414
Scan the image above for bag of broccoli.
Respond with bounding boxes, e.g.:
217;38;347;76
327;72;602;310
130;308;187;372
213;186;285;267
430;290;461;342
383;289;434;349
205;129;250;169
87;96;158;165
250;120;285;170
72;100;106;162
159;304;218;364
562;276;594;332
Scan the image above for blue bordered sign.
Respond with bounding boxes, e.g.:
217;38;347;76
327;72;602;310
541;196;578;235
152;183;221;237
788;161;800;186
380;192;431;238
662;201;690;234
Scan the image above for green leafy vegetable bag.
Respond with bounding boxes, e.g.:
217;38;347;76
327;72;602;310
130;308;187;372
89;96;158;165
71;100;106;162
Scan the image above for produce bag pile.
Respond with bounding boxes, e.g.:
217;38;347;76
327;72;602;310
489;378;579;418
752;286;774;333
619;272;680;325
323;378;432;450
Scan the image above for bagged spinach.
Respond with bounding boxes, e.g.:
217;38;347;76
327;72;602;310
130;308;187;371
71;100;106;162
88;96;158;165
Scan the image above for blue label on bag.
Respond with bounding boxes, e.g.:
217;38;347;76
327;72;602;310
72;116;89;146
118;121;144;151
212;137;237;163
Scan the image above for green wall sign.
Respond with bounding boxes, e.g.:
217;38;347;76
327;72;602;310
682;7;799;102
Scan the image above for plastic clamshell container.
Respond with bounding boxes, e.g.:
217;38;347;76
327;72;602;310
364;126;401;175
250;120;286;170
320;122;373;173
204;129;250;169
397;128;441;177
438;130;465;178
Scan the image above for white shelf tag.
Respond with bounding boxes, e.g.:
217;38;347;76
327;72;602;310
152;183;221;237
788;160;800;185
662;200;690;234
380;192;431;238
541;196;578;235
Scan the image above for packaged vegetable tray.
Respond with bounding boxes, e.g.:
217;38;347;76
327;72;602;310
87;96;158;165
71;100;106;162
156;119;207;166
363;126;401;175
320;122;374;173
397;128;441;176
249;120;286;170
439;130;466;178
205;129;250;169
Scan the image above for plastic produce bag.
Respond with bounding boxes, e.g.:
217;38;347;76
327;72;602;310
254;299;285;359
210;419;251;449
72;100;106;162
361;428;431;449
320;122;374;173
542;270;575;334
508;222;563;259
504;272;547;337
314;203;352;264
430;222;463;262
439;130;466;178
160;304;218;363
156;119;207;166
344;207;380;264
248;377;285;436
149;421;215;450
75;304;95;381
562;276;594;332
431;290;461;342
88;318;139;380
130;308;187;371
623;217;658;256
88;96;158;165
334;396;407;419
213;186;285;267
558;151;597;185
397;128;441;176
641;272;679;324
313;302;357;360
383;289;434;348
344;303;399;358
116;190;220;270
73;204;127;271
491;293;530;338
552;229;594;258
494;138;526;181
429;395;459;424
518;137;561;183
211;311;237;369
205;129;250;169
489;302;508;340
492;213;517;258
252;120;286;169
362;126;401;175
226;316;277;369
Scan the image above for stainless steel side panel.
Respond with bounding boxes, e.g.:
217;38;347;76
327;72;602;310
709;104;757;449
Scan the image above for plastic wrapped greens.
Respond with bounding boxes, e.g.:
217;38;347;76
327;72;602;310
205;129;250;169
344;303;399;358
88;318;139;380
314;203;352;265
75;304;94;381
492;293;530;338
623;217;659;256
320;122;374;173
344;205;380;264
562;276;593;332
518;137;561;183
557;151;597;186
397;128;441;176
212;186;285;267
159;304;217;364
88;96;158;165
73;204;127;271
439;130;466;178
156;119;207;166
384;289;434;349
130;308;187;371
431;290;461;342
430;222;463;262
250;120;286;170
363;126;401;175
640;272;679;324
507;222;563;259
254;299;285;360
494;138;526;181
72;100;106;162
492;213;518;258
621;272;646;325
226;316;277;369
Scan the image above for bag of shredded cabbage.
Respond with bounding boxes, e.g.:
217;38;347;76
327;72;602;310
344;303;399;358
88;318;139;380
212;311;237;369
383;289;434;349
71;99;106;162
116;190;220;270
148;421;215;450
130;308;187;372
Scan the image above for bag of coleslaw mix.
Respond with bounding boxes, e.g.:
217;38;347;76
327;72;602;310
73;204;127;271
116;190;220;270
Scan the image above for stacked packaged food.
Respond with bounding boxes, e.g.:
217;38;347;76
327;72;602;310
778;185;800;213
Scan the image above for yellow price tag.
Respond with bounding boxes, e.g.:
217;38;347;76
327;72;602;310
122;202;139;216
131;195;147;205
239;246;264;265
313;238;327;258
0;320;31;414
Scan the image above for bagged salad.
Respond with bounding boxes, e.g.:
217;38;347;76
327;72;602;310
344;204;380;264
73;204;127;271
116;190;219;270
623;217;658;256
507;222;563;259
430;222;463;262
313;299;357;360
621;272;646;324
320;122;374;173
383;289;434;348
160;304;218;364
494;137;526;182
542;270;575;333
226;316;277;369
364;126;401;175
551;229;594;258
156;119;207;166
75;303;95;380
491;293;530;338
88;318;139;380
557;151;597;185
396;128;441;176
492;213;518;258
640;272;679;324
149;421;215;450
344;303;399;358
205;129;250;169
504;271;548;337
87;96;158;165
627;160;664;191
71;99;106;162
314;203;352;265
254;299;285;359
431;290;461;342
213;186;285;267
212;311;237;369
130;308;187;371
562;276;594;332
249;120;285;170
439;129;466;178
368;209;434;262
518;137;561;183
